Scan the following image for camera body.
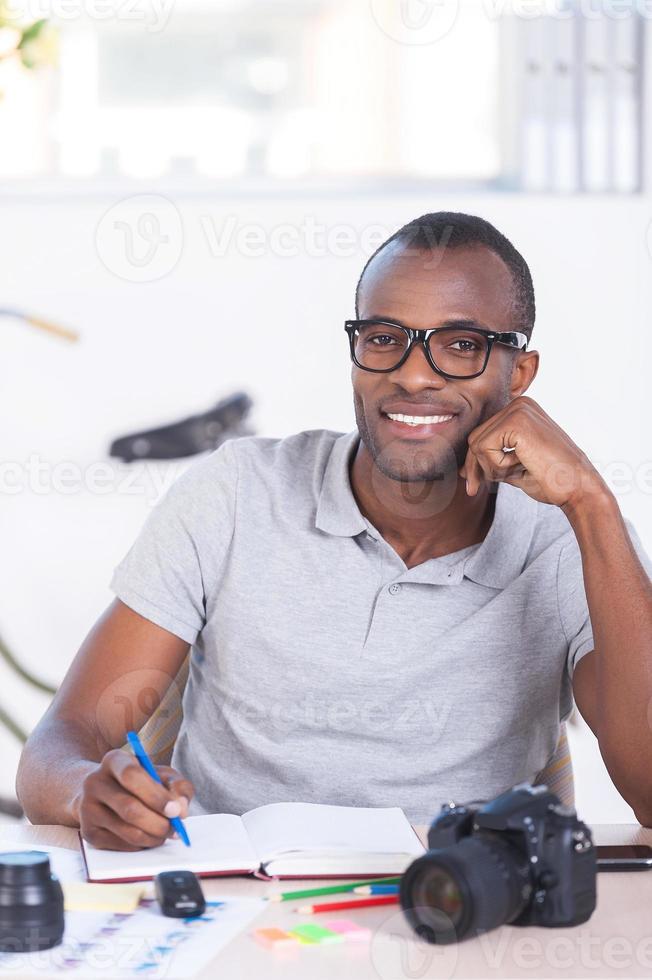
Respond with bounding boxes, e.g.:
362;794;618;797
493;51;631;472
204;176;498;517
400;782;597;944
427;783;596;928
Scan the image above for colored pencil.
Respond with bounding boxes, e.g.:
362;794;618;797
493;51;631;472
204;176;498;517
297;895;400;915
268;877;402;902
353;884;400;896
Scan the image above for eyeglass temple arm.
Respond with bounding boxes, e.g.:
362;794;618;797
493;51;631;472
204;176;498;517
497;332;528;350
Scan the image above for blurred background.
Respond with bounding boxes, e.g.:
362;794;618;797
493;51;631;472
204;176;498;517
0;0;650;823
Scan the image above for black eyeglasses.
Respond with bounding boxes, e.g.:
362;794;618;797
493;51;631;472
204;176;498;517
344;319;528;380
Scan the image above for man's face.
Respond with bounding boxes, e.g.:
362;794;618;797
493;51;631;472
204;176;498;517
353;241;523;484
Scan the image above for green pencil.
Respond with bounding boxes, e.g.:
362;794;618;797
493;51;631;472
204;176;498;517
268;876;402;902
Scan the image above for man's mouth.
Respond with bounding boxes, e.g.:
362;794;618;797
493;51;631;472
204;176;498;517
384;412;455;427
380;411;457;438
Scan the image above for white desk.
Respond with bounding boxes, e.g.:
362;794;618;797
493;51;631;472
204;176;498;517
2;822;652;979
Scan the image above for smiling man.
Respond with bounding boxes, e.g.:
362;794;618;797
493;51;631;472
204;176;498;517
17;211;652;850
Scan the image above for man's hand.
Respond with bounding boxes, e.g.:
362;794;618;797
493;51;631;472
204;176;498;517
73;749;195;851
459;395;608;510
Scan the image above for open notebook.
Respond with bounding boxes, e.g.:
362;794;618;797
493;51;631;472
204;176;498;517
79;802;425;883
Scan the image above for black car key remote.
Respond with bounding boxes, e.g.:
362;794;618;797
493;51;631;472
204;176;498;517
154;870;206;917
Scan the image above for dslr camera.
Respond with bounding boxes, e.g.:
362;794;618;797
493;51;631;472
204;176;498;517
400;782;596;944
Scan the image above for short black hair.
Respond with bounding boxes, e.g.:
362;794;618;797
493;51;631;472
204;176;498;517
355;211;536;340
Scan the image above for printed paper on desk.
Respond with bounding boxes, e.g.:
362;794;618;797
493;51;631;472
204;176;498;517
0;896;266;978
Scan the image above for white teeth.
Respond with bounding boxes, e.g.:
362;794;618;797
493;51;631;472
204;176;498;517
386;413;454;426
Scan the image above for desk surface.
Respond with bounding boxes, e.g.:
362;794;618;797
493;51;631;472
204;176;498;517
2;822;652;979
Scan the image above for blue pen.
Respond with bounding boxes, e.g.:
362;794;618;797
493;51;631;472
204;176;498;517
126;730;191;847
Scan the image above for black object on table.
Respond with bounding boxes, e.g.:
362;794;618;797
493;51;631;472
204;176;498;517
109;391;254;462
154;870;207;918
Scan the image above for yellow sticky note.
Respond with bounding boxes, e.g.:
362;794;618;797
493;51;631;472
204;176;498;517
63;882;145;913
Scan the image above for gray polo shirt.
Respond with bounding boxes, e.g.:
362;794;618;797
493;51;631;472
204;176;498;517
110;428;652;823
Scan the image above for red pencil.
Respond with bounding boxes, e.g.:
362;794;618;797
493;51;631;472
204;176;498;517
297;895;399;915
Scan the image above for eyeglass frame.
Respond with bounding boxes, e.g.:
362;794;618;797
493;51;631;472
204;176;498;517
344;318;529;381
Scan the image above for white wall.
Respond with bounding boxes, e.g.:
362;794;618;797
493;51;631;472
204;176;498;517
0;191;650;822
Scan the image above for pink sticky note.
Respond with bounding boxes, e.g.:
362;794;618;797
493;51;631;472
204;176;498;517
324;919;371;942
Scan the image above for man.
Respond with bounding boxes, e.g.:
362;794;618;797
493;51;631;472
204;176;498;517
16;212;652;851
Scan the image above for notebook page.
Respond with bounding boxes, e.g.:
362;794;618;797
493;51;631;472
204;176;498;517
81;814;259;882
241;802;424;864
262;852;419;878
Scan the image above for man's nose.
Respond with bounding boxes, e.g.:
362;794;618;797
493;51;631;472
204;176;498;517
391;338;448;389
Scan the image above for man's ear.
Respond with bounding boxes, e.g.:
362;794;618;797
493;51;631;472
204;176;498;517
509;350;539;398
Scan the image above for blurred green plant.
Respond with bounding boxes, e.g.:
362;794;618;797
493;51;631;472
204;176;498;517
0;4;58;72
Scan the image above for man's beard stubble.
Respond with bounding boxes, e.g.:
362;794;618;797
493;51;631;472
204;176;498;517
353;389;509;485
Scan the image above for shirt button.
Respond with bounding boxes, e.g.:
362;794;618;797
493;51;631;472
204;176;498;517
388;583;402;595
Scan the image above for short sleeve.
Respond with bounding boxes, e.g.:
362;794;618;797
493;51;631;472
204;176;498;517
110;438;239;644
557;515;652;679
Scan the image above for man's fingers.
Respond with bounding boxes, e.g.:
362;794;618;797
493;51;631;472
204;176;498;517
92;801;173;850
157;766;194;801
466;443;529;493
503;468;543;496
83;825;144;852
101;753;194;824
157;767;194;818
78;752;194;851
100;786;174;838
464;448;485;496
104;750;177;814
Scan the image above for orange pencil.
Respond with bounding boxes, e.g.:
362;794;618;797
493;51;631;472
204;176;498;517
297;895;399;915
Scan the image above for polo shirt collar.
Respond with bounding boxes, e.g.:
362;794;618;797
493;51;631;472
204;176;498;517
315;428;539;590
462;479;538;589
315;429;368;538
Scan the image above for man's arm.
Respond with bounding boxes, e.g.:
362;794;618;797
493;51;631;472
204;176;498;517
16;599;195;849
567;491;652;825
461;395;652;822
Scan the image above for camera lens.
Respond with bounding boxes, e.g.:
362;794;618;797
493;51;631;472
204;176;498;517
414;866;464;928
400;836;532;944
0;851;64;953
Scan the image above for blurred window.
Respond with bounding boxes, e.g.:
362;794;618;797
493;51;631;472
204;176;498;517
0;0;645;192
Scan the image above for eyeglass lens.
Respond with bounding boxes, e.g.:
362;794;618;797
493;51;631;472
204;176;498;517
353;323;490;377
